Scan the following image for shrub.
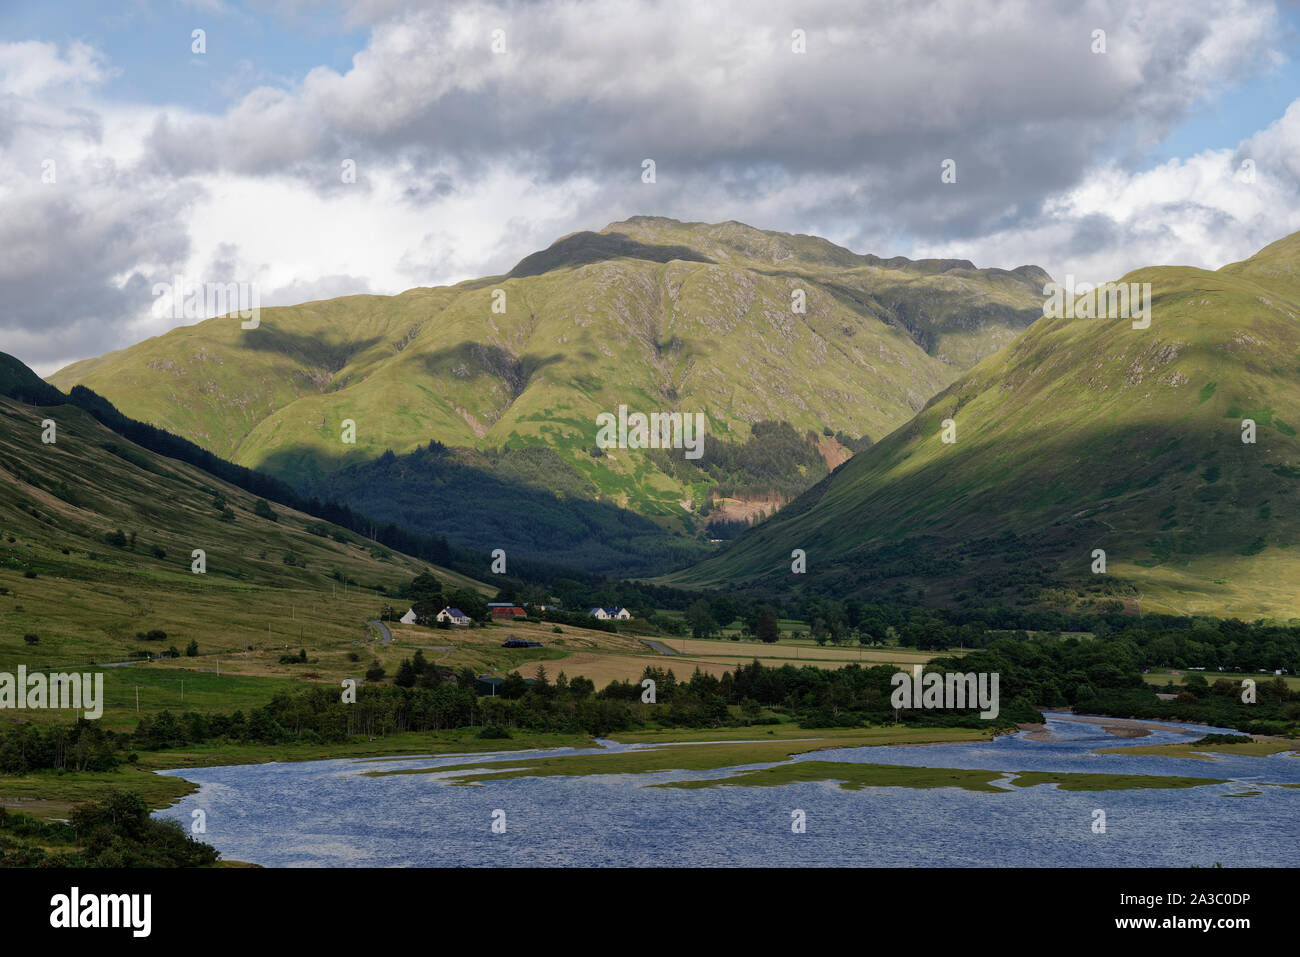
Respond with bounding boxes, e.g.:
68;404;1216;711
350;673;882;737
103;529;127;548
477;725;511;739
22;634;38;645
152;545;167;559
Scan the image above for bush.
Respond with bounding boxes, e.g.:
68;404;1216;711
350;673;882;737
253;499;278;522
477;725;511;739
152;545;167;559
23;570;36;579
365;660;386;682
22;634;37;646
104;529;127;548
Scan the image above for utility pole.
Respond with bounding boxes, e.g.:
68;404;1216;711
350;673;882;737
135;687;139;712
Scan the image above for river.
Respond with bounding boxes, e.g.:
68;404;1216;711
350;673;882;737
153;714;1298;867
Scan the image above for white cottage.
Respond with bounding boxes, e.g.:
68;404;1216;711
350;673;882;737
436;606;471;626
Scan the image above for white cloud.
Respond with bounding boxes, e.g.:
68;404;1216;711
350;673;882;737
3;1;1300;376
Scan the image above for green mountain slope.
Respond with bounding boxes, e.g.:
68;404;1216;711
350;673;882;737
667;232;1300;621
0;357;491;671
49;218;1048;541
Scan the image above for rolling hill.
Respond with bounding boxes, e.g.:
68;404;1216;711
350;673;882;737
667;231;1300;621
0;353;490;676
48;217;1049;570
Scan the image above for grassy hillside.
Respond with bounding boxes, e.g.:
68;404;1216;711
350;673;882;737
668;231;1300;621
48;217;1048;565
0;389;490;683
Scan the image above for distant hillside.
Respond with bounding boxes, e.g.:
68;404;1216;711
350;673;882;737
48;217;1049;571
0;374;494;673
668;231;1300;621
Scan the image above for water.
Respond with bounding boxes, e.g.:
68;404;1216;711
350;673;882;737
153;714;1299;867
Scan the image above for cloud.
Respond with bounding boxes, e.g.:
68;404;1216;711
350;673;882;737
912;100;1300;285
2;1;1299;377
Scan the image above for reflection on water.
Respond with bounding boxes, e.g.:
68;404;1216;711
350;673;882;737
154;715;1298;868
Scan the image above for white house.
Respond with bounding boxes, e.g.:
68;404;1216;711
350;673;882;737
588;607;631;620
436;607;472;626
399;608;419;625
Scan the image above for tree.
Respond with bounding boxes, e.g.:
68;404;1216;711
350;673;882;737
410;572;443;605
394;659;417;687
686;599;718;640
411;649;428;675
254;499;278;522
446;587;488;622
756;611;780;644
811;617;829;645
709;595;740;630
365;659;386;682
185;639;198;657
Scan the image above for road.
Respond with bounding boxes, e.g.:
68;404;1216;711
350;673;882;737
368;620;393;644
640;638;681;656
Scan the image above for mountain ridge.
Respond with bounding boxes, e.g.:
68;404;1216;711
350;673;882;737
666;230;1300;620
47;217;1051;572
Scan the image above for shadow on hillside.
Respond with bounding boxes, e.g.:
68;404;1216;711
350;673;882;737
507;231;715;278
418;344;564;399
257;440;708;577
680;406;1299;597
239;325;384;375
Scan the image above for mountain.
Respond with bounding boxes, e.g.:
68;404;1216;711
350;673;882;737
667;232;1300;621
0;353;490;672
48;218;1049;571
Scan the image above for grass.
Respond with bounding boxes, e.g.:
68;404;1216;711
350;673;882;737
0;767;199;818
1006;771;1227;791
1142;669;1300;692
660;761;1009;792
1093;739;1300;759
364;726;994;784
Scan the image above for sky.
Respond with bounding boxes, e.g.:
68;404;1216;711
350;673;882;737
4;0;1300;375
